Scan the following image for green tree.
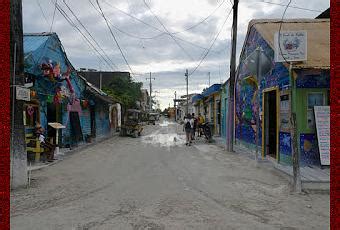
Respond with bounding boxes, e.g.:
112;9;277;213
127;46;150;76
103;75;142;109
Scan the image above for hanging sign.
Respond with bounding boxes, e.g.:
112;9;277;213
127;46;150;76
274;30;307;62
16;86;31;101
314;106;330;166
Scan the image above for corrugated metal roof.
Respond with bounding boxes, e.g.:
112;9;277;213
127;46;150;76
242;19;330;69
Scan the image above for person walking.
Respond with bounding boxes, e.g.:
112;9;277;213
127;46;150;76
184;114;194;146
191;113;197;140
35;123;55;162
197;113;205;137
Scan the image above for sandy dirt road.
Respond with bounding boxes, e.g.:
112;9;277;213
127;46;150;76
11;120;329;230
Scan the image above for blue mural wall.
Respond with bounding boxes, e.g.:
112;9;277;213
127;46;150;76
235;26;292;164
24;34;112;147
299;133;320;166
279;132;292;164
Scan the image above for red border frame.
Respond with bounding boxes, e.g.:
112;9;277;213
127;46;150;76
0;0;11;229
331;1;339;229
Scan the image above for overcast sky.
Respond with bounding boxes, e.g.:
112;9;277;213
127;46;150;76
22;0;329;109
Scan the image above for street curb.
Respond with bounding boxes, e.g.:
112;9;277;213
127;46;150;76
28;134;119;172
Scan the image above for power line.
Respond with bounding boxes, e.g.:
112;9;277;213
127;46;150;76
258;0;323;13
278;0;292;64
50;0;58;32
54;2;116;70
36;0;49;25
189;7;233;76
88;0;164;40
96;0;135;78
62;0;118;70
170;0;228;35
143;0;195;61
101;0;220;54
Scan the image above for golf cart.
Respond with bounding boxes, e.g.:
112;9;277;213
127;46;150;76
120;109;143;138
148;112;158;125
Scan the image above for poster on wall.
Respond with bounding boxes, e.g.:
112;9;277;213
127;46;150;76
314;106;330;166
280;94;290;132
274;31;307;62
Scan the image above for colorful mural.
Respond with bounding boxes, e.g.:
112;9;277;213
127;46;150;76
300;133;320;166
235;27;289;147
296;70;330;88
279;132;292;164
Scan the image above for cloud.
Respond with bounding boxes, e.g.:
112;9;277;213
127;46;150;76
22;0;329;109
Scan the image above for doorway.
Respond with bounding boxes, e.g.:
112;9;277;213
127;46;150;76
47;102;57;143
262;88;279;159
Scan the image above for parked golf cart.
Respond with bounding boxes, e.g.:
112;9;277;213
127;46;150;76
148;112;159;125
120;109;143;138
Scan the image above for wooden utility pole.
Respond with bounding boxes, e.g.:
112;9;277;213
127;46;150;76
146;72;155;111
185;69;189;115
10;0;27;188
227;0;239;152
289;63;301;193
174;91;177;121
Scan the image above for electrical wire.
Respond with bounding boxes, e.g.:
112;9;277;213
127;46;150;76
189;7;233;76
62;0;119;70
54;2;117;70
143;0;195;61
258;0;322;13
278;0;292;64
101;0;220;54
36;0;49;25
50;0;58;32
96;0;136;78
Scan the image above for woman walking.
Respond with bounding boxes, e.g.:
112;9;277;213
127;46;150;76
184;114;194;146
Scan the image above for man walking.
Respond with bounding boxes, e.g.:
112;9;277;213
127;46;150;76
184;114;194;146
191;113;197;140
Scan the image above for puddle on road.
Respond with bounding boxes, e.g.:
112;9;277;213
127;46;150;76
142;133;186;148
142;120;186;148
158;120;176;127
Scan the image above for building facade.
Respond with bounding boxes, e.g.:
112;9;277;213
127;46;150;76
23;33;116;162
234;19;330;167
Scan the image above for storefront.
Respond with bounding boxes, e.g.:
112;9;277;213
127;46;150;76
234;19;330;167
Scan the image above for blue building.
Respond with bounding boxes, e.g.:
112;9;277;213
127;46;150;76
220;80;230;143
23;33;116;159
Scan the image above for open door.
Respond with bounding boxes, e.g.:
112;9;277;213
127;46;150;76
262;88;279;160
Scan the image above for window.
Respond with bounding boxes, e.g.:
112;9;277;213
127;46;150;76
307;92;325;129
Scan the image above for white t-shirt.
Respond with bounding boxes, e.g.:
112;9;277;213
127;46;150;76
38;134;46;143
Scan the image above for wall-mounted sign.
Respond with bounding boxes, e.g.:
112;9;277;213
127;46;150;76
314;106;330;166
16;86;31;101
274;31;307;62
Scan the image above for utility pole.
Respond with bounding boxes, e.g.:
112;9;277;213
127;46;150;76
185;69;189;115
227;0;238;152
146;72;155;112
10;0;28;188
174;91;177;121
290;62;302;193
99;72;102;90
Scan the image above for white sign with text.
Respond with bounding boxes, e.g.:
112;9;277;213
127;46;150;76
314;106;330;166
274;31;307;62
